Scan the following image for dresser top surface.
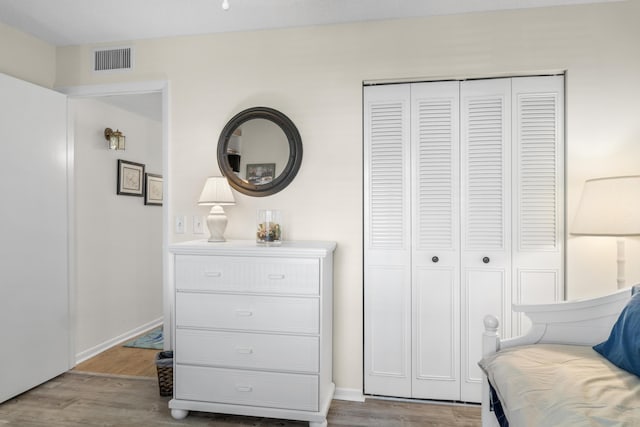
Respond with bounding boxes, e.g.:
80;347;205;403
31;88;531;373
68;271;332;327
169;239;336;257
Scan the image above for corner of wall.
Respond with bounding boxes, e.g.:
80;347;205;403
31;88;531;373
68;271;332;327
0;21;56;88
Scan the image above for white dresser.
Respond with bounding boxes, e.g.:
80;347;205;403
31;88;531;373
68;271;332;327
168;240;336;427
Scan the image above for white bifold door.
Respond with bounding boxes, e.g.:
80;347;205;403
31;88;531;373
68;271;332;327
0;72;71;403
364;76;564;403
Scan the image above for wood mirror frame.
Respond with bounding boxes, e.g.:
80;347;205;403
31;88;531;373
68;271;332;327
217;107;303;197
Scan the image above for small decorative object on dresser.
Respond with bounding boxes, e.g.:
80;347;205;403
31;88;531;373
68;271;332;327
256;209;282;245
168;240;336;427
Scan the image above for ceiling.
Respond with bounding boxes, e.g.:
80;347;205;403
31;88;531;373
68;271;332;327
0;0;622;47
97;93;163;122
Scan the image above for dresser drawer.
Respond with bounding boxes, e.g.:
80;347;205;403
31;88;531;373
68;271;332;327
175;365;319;412
176;293;319;334
175;255;319;295
176;329;319;373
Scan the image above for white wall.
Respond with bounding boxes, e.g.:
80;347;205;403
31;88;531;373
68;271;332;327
0;21;55;87
72;97;163;357
54;0;640;392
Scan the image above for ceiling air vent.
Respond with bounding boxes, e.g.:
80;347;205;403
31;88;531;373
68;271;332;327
93;47;133;72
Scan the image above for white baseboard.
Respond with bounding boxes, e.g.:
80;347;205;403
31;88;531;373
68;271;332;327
75;317;163;365
334;387;366;402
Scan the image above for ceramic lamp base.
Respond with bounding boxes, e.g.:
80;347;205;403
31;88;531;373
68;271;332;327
206;205;228;242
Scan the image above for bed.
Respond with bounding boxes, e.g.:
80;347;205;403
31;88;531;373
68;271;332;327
479;285;640;427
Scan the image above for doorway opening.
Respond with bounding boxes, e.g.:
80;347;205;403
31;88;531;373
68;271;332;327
61;82;170;374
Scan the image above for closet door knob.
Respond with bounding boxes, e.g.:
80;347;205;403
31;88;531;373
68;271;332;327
432;256;439;263
482;257;490;264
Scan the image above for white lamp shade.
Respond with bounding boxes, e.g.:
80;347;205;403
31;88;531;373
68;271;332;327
571;175;640;236
198;176;235;206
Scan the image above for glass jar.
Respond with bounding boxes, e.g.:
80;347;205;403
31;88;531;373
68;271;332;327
256;209;282;246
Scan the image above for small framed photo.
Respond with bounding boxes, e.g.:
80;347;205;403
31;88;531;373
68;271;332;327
246;163;276;185
117;159;145;196
144;173;163;206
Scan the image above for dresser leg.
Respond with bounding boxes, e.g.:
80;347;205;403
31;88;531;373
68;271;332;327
309;420;327;427
171;409;189;420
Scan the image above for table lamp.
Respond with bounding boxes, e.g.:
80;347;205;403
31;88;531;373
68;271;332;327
571;175;640;289
198;176;235;242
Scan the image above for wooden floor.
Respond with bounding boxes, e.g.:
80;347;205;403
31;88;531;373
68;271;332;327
1;337;481;426
74;345;158;377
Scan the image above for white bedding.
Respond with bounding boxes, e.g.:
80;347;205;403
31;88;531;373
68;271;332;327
478;344;640;426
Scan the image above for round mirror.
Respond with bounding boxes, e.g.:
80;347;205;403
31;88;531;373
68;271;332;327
217;107;303;197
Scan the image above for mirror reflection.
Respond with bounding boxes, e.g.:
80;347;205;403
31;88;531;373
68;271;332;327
217;107;302;197
227;118;289;185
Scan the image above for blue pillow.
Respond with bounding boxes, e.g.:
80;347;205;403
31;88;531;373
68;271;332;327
593;292;640;377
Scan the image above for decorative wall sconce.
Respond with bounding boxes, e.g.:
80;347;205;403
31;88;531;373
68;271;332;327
104;128;126;150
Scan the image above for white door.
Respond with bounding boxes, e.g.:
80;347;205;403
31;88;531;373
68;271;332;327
511;76;565;335
364;76;564;403
459;78;512;403
364;84;412;397
410;81;461;400
0;73;70;403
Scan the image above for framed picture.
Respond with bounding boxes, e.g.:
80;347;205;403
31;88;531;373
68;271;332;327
246;163;276;185
144;173;163;206
117;159;145;196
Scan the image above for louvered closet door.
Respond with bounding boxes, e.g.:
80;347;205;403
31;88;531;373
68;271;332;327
364;84;412;397
459;78;512;403
511;76;565;335
364;76;564;403
410;81;461;400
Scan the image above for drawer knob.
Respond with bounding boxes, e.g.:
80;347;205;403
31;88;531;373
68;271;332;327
235;309;254;317
432;256;439;263
235;385;253;393
482;256;490;264
235;347;254;354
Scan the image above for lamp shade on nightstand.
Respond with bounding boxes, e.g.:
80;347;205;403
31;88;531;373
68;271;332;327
571;175;640;289
572;176;640;236
198;176;235;242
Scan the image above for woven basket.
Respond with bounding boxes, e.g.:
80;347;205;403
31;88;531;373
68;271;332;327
155;351;173;397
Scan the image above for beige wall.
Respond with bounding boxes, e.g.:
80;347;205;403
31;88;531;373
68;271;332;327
54;0;640;392
0;21;56;87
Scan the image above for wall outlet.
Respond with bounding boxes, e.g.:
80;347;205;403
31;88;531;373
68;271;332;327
193;216;204;234
175;215;185;234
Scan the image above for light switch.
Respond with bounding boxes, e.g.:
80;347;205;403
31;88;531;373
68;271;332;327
175;216;185;234
193;216;204;234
